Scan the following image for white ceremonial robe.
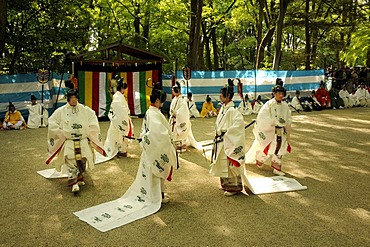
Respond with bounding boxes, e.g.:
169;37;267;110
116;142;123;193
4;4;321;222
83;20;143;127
350;93;360;106
210;101;246;178
187;99;200;118
290;96;304;111
46;102;106;172
169;95;200;149
339;89;354;108
354;88;370;107
74;106;176;232
238;101;253;116
245;98;292;164
253;101;263;113
27;103;48;128
97;91;134;163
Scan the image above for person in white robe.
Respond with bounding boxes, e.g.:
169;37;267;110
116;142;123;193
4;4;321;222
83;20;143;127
27;95;48;128
46;89;106;193
354;83;370;107
187;92;200;118
210;80;246;196
73;89;176;232
350;90;360;106
290;90;304;112
169;81;200;150
338;85;354;108
245;85;292;176
252;95;264;113
103;81;134;160
238;94;253;116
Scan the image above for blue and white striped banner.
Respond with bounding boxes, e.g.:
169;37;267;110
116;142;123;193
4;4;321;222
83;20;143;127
1;69;324;119
162;70;324;111
0;73;69;119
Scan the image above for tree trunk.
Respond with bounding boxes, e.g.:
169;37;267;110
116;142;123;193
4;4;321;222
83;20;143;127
198;39;205;70
211;26;219;70
187;0;203;69
304;0;311;69
202;21;211;70
311;29;318;67
256;27;275;69
272;0;289;70
133;3;142;48
143;7;150;49
0;0;6;56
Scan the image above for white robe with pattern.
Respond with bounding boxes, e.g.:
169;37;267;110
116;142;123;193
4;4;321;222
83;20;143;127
245;98;292;164
169;95;200;149
74;106;176;232
210;101;246;178
46;102;105;172
97;91;133;163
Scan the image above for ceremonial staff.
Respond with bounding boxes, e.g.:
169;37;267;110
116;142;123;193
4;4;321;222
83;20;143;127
236;78;245;108
37;68;49;127
183;65;191;96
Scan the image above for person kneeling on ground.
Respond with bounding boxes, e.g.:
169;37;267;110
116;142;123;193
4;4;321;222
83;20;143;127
3;103;27;130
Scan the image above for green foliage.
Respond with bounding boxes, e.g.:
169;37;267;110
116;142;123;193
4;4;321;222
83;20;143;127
340;26;370;66
1;0;370;74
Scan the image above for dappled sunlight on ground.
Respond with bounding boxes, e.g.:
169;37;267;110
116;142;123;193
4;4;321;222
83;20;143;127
346;208;370;222
1;108;370;245
213;225;232;236
285;192;311;206
338;165;370;174
150;215;168;227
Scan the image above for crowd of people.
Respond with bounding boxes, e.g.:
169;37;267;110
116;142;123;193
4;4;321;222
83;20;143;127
38;77;296;199
2;79;370;197
22;74;370;230
288;81;370;112
326;66;370;92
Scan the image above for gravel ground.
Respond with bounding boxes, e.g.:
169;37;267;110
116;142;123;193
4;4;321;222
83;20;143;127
0;107;369;246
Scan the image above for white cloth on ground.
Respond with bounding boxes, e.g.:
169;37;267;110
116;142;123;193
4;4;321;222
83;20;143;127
74;106;176;232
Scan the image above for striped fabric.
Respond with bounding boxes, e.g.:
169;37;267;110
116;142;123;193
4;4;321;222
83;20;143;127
0;69;323;119
0;73;68;119
162;69;325;111
77;70;159;116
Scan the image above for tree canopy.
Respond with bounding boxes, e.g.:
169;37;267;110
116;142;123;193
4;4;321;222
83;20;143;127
1;0;369;74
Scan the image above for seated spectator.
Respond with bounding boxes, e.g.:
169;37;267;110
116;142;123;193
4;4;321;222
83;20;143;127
316;81;331;109
290;90;312;112
238;94;253;116
338;85;354;108
290;90;303;111
27;95;49;128
187;92;200;118
3;103;27;130
354;83;370;107
252;95;263;113
329;88;344;109
200;95;217;118
350;90;360;106
307;90;322;111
